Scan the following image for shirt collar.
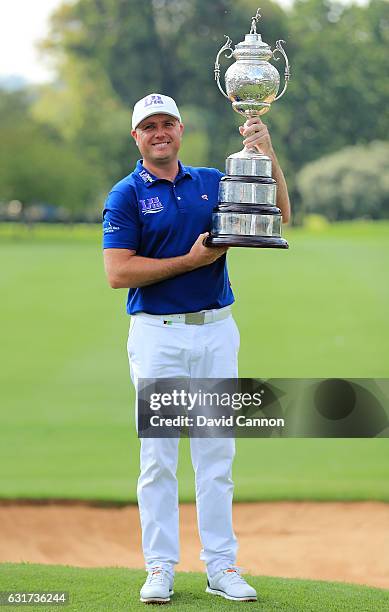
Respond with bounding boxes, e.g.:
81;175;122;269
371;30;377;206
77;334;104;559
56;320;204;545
134;159;193;188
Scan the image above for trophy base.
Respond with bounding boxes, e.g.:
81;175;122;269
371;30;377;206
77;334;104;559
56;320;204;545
204;235;289;249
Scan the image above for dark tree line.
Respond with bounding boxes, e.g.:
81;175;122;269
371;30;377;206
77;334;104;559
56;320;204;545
1;0;388;218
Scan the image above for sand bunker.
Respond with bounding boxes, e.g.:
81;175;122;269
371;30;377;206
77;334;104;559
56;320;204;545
0;501;388;589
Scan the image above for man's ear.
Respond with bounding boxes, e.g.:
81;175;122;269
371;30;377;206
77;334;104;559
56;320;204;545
131;129;139;146
179;123;184;137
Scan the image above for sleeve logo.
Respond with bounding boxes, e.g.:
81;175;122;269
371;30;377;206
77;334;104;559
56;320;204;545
103;220;120;234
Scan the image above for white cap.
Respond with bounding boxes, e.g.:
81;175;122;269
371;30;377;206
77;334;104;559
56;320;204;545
131;93;181;130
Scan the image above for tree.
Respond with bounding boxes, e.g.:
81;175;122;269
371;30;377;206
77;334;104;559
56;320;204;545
36;0;389;217
32;59;132;184
0;89;101;212
40;0;288;170
296;141;389;220
275;0;389;169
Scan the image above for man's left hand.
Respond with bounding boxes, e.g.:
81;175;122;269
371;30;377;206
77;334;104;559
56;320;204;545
239;117;273;156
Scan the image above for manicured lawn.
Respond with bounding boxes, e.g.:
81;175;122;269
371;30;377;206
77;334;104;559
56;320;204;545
0;563;388;611
0;222;388;502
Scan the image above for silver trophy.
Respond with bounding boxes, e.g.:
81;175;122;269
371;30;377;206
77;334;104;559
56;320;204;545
205;9;290;248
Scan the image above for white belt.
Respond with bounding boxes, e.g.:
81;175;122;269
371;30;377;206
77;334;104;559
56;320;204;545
134;306;231;326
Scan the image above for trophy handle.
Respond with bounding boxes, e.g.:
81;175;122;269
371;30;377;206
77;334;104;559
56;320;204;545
214;35;234;100
273;40;291;101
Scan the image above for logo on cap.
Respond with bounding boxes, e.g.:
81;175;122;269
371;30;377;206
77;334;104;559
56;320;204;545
144;95;164;108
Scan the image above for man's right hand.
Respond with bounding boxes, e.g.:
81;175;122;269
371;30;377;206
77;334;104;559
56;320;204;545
186;232;228;270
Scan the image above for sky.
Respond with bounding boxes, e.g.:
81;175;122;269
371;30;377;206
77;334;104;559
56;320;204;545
0;0;66;83
0;0;365;84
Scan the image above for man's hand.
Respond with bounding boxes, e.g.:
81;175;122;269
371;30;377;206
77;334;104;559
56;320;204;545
239;117;291;222
186;233;228;269
239;117;273;156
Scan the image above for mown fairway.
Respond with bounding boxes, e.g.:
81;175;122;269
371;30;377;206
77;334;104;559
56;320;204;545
0;222;388;501
0;564;388;611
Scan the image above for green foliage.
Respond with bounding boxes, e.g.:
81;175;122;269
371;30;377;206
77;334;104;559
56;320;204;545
0;89;100;211
40;0;288;171
297;141;389;220
263;0;389;213
2;0;388;215
42;0;165;103
32;60;133;184
36;0;389;207
279;0;389;163
179;106;210;167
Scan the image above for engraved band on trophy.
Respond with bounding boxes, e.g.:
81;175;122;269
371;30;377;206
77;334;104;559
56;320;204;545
205;9;290;249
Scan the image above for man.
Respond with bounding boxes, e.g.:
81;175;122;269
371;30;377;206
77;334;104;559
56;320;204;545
103;93;290;604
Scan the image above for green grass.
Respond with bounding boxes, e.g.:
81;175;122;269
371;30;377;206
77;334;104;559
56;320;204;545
0;221;388;502
0;564;388;611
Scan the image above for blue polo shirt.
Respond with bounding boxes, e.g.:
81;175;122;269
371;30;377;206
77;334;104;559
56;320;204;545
102;160;234;315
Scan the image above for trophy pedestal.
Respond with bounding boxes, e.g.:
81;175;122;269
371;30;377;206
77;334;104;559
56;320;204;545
205;235;288;248
206;149;289;249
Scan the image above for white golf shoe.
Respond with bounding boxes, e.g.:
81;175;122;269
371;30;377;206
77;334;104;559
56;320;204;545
206;567;257;602
140;566;174;604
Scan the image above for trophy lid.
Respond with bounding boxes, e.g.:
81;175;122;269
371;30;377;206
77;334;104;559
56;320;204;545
233;34;272;60
233;9;273;61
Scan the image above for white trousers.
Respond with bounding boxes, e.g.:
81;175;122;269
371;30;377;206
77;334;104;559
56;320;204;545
127;311;240;578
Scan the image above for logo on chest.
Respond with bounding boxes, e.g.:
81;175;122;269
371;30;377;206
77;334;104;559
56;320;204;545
140;197;164;215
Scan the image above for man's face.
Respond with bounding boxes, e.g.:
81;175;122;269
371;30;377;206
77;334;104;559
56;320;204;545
132;114;184;165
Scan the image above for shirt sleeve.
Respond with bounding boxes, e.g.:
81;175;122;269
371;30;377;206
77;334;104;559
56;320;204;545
102;189;141;250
